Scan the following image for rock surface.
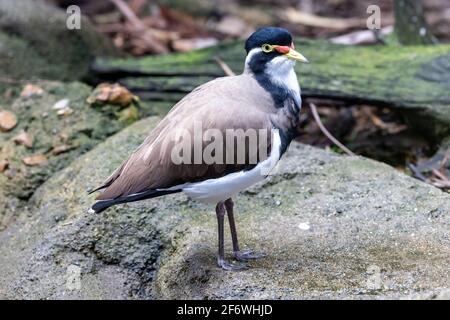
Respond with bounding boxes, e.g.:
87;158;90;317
1;117;449;299
0;81;137;229
0;0;116;87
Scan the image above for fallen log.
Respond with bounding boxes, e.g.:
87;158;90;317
92;39;450;140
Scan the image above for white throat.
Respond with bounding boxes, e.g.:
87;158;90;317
244;48;300;99
266;56;300;97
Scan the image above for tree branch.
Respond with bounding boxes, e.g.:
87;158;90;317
309;103;356;156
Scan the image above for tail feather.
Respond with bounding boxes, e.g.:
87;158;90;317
89;188;181;214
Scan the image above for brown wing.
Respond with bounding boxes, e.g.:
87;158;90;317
95;74;277;200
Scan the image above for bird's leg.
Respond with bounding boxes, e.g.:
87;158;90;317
216;201;247;271
224;198;265;261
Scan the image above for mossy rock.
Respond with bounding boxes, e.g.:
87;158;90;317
0;0;117;89
0;81;137;229
1;117;449;299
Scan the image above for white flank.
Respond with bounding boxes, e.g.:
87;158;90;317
160;130;282;203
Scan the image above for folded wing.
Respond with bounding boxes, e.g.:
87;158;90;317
93;74;276;202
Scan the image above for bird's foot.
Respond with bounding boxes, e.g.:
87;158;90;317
218;258;248;271
234;249;265;261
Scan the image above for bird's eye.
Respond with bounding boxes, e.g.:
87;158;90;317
261;44;273;53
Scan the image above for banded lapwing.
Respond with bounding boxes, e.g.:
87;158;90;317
89;27;308;270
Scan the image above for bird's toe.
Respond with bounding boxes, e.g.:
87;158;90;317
217;258;248;271
234;249;266;261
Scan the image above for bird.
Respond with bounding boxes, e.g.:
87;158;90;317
88;27;308;271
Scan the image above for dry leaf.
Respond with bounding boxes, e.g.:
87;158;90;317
20;84;44;98
59;132;70;143
0;110;18;132
128;0;147;15
330;26;393;45
13;131;33;148
52;145;73;155
172;37;218;52
368;111;408;134
0;159;8;172
87;83;138;107
22;154;47;166
279;8;365;30
215;16;252;37
114;33;125;48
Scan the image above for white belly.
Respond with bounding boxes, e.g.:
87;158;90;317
182;165;271;203
176;130;282;203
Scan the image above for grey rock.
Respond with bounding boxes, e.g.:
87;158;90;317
0;0;116;85
1;117;449;299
